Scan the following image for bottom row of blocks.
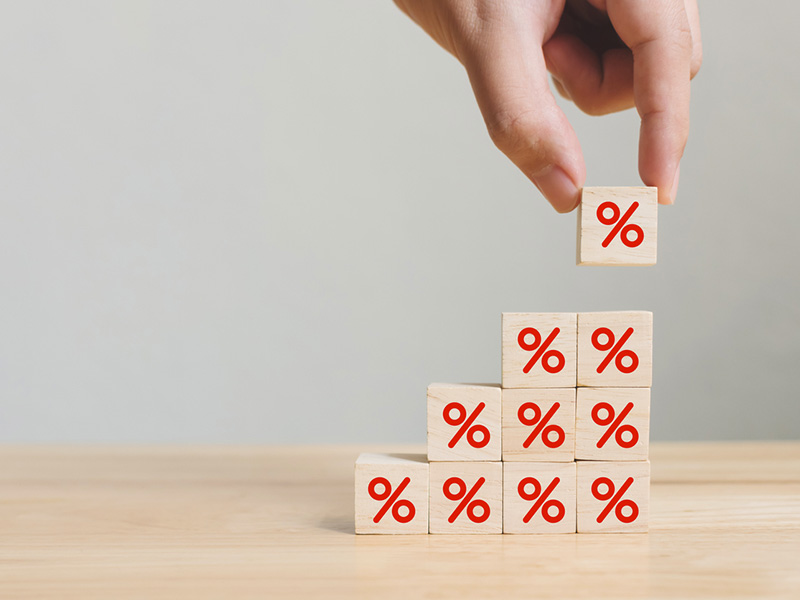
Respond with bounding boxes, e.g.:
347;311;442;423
355;453;649;534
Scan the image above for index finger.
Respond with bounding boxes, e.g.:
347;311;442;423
606;0;694;203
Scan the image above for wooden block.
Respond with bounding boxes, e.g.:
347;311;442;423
577;461;650;533
502;388;576;462
577;311;653;387
575;388;650;461
503;462;576;533
355;453;429;534
427;384;501;462
502;313;577;389
429;461;502;534
577;186;657;266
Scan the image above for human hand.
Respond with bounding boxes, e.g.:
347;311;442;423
394;0;702;212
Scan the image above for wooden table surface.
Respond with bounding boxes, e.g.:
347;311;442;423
1;443;799;599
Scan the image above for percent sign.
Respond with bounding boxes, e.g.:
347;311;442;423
596;201;644;248
517;327;565;374
443;476;490;523
443;402;490;449
368;477;415;524
518;476;565;523
592;476;639;524
518;402;565;448
592;402;639;448
592;327;639;374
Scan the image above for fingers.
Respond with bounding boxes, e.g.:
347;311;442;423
460;28;586;212
606;0;694;204
543;34;634;115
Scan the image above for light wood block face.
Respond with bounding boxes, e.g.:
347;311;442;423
429;462;502;534
503;462;577;533
577;461;650;533
502;313;577;389
502;388;576;462
577;186;657;266
575;388;650;461
577;311;653;387
355;453;429;534
427;384;501;462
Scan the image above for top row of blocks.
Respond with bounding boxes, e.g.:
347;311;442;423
503;312;652;388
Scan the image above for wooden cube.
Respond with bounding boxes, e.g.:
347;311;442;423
502;388;576;462
577;186;657;266
503;462;576;533
429;462;502;534
577;461;650;533
502;313;577;389
427;384;501;462
575;388;650;461
355;453;429;534
577;311;653;388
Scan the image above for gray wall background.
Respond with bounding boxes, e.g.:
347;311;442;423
0;1;798;443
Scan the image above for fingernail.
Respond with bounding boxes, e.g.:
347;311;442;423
531;165;580;213
669;165;681;204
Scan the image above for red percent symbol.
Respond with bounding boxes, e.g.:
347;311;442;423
591;327;639;374
368;476;415;524
518;476;565;523
443;402;490;449
517;327;565;374
591;476;639;524
592;402;639;449
444;476;490;524
518;402;565;449
596;201;644;248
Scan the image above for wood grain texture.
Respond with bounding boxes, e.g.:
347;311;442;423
429;461;502;534
355;453;428;534
575;387;650;461
650;441;800;483
577;311;653;388
577;186;657;266
502;388;576;462
577;460;650;533
503;462;577;533
502;312;577;389
427;383;501;461
0;443;799;599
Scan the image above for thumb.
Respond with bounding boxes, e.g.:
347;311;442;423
460;30;586;212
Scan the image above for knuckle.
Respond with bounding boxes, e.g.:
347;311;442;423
486;108;542;157
670;29;694;63
576;91;635;117
673;18;695;56
574;97;606;117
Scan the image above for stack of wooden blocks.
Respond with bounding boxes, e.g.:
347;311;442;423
356;187;657;535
